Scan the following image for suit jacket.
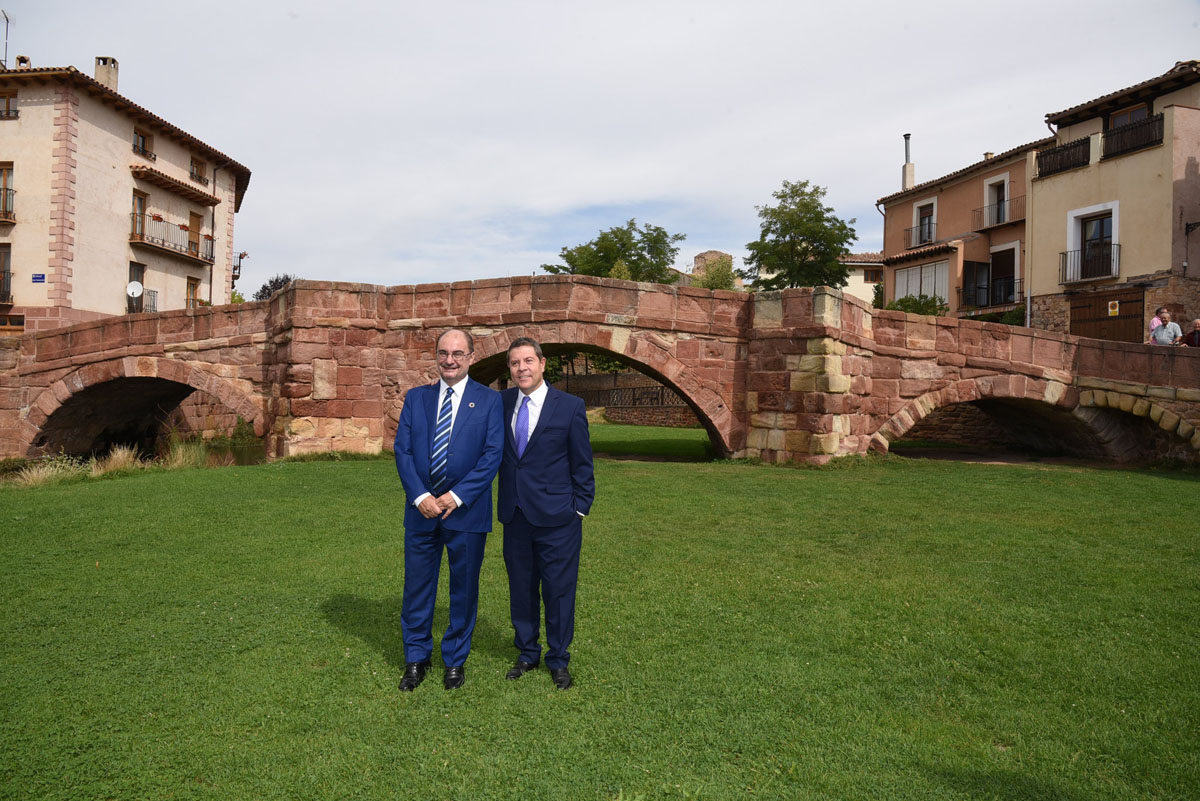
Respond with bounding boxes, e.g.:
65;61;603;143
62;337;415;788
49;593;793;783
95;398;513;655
498;385;595;528
394;377;503;533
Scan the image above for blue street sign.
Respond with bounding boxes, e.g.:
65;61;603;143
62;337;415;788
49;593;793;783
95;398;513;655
31;274;45;283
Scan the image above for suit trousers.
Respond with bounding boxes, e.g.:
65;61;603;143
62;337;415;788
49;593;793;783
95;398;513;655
401;522;487;667
502;507;581;670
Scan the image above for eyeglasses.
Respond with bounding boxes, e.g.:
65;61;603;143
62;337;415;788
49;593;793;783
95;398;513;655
437;350;472;361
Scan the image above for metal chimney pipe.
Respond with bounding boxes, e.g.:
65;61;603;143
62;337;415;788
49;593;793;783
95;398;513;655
904;133;911;163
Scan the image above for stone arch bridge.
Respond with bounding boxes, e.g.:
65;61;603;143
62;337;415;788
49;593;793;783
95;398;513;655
3;276;1200;464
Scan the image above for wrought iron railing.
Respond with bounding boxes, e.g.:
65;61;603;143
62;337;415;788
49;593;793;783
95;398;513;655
130;213;214;262
126;288;158;314
0;268;11;304
1060;244;1120;283
1102;113;1164;159
0;109;17;120
972;195;1025;230
0;188;12;221
958;278;1022;309
568;385;688;408
132;142;157;161
1037;137;1090;177
189;169;209;186
903;222;937;249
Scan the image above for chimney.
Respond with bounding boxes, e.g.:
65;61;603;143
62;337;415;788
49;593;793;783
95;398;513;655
94;56;119;91
983;151;995;160
901;133;915;191
15;55;30;69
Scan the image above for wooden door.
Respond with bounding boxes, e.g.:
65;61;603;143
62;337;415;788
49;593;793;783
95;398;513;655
188;212;202;255
1069;287;1144;343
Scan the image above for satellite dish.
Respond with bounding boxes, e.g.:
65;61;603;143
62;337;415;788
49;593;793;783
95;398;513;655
126;281;144;298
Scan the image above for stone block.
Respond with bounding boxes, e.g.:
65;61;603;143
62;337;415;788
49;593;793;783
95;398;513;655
798;354;840;374
785;430;811;452
1159;410;1181;432
1131;398;1150;417
790;373;818;392
1178;420;1195;440
821;374;851;393
806;337;846;355
1149;404;1165;423
313;359;338;400
746;391;758;412
1118;394;1135;413
809;432;840;454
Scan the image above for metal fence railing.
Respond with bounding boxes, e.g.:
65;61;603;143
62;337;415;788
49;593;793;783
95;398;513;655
130;213;214;262
1060;244;1120;284
568;384;689;408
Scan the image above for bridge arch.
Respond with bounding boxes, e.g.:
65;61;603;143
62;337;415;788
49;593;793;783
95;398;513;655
463;323;742;458
21;356;265;457
869;375;1200;462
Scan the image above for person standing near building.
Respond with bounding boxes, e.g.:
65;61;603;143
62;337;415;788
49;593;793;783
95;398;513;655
1183;319;1200;347
393;329;503;691
498;337;595;690
1149;310;1183;345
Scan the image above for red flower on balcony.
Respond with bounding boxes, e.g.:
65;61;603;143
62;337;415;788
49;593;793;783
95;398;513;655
179;223;189;231
150;214;163;222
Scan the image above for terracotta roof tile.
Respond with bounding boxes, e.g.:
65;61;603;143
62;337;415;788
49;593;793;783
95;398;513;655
882;242;957;266
877;137;1053;205
839;251;883;264
1046;60;1200;126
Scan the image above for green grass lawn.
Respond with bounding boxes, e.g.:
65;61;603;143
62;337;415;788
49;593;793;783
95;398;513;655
587;422;714;460
2;456;1198;800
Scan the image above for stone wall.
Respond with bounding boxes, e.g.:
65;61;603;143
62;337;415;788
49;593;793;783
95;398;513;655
602;405;700;428
902;403;1019;448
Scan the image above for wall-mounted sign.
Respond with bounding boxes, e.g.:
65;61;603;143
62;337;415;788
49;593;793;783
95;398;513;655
31;274;45;283
1108;301;1120;317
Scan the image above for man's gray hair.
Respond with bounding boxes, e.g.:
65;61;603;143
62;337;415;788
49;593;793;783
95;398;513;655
436;328;474;353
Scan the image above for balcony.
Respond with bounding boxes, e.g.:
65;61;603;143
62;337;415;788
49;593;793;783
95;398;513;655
0;188;12;222
130;213;214;264
903;222;937;249
959;278;1022;309
972;196;1025;230
0;268;11;304
1060;244;1120;284
1037;137;1090;177
189;168;209;186
0;109;16;120
1102;113;1164;159
132;142;157;162
126;288;158;314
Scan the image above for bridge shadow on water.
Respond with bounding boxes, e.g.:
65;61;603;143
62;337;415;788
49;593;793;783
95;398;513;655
320;593;512;669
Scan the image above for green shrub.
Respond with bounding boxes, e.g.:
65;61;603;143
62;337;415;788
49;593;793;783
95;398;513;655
885;294;948;316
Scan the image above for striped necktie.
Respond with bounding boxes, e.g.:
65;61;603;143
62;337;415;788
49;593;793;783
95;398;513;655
430;386;454;492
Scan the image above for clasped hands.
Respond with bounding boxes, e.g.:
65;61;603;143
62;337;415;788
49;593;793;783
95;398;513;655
418;493;459;520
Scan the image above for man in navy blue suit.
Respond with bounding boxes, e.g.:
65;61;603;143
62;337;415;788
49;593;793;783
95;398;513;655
393;329;503;691
498;337;595;690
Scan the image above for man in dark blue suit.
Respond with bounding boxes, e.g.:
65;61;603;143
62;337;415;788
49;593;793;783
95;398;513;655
498;337;595;690
393;329;503;691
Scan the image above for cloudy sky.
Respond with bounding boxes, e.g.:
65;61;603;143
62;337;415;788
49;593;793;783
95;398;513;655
7;0;1200;293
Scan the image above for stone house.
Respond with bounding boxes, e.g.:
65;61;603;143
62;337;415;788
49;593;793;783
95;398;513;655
0;56;251;334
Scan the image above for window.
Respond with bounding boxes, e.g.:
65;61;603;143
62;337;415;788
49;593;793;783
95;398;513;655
0;243;12;303
186;276;201;308
132;128;156;161
917;204;935;244
1109;104;1148;129
1081;213;1113;279
0;92;16;120
863;268;883;283
0;315;23;335
127;262;146;313
987;179;1006;226
0;162;12;221
131;191;147;237
189;157;208;185
188;212;203;256
894;260;949;303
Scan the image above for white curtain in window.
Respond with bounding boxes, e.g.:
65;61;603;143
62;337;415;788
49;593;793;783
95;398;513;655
895;261;948;301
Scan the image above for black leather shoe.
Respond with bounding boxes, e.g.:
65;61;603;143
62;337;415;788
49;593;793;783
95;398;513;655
443;665;465;690
549;667;572;690
398;661;431;691
505;660;539;680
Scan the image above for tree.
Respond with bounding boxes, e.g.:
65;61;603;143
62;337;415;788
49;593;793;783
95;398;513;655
872;282;885;309
739;180;857;290
253;273;296;301
694;253;737;291
230;288;247;304
541;219;685;284
609;259;632;281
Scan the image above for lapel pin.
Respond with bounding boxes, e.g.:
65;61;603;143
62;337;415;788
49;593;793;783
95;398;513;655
468;402;475;408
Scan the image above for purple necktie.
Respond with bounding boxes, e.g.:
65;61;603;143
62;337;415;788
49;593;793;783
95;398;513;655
515;395;530;458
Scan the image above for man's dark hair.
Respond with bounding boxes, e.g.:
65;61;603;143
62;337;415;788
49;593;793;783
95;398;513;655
1156;307;1167;316
508;336;544;359
437;328;474;353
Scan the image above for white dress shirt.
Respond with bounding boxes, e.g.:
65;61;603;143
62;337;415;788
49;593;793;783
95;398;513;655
511;380;549;441
413;377;468;508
